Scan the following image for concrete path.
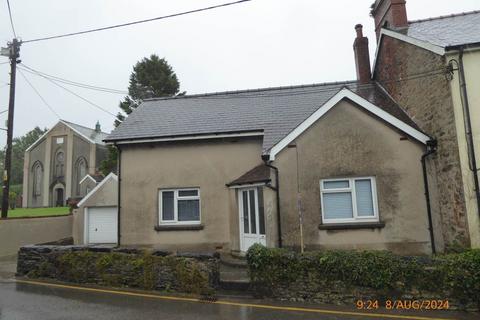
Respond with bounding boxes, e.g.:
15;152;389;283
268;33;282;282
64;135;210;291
0;279;478;320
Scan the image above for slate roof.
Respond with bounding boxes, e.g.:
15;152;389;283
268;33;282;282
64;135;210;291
63;120;109;145
398;10;480;48
105;81;419;153
227;164;271;187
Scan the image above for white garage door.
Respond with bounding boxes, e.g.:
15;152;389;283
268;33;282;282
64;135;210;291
87;207;117;244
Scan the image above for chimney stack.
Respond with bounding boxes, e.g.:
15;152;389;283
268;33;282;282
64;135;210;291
353;24;371;84
371;0;408;41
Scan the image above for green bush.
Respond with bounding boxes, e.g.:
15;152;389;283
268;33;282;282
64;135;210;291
247;244;480;307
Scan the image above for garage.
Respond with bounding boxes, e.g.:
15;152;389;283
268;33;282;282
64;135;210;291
86;207;117;244
74;173;118;245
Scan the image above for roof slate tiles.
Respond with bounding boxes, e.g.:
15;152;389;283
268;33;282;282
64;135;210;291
400;10;480;48
106;81;418;153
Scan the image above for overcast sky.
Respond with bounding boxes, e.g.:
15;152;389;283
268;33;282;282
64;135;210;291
0;0;478;147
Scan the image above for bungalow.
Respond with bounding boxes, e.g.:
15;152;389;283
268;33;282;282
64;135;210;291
103;67;436;255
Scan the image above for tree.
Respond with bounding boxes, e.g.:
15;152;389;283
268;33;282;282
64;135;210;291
0;126;47;186
101;55;183;174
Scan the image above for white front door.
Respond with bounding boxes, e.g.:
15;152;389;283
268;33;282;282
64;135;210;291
86;207;118;244
238;188;266;252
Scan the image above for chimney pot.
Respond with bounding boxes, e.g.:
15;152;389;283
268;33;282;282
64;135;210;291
355;24;364;38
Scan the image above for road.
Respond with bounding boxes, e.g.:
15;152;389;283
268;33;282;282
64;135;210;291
0;279;478;320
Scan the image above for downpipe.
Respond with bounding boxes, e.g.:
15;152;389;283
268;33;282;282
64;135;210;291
421;139;437;254
262;155;282;248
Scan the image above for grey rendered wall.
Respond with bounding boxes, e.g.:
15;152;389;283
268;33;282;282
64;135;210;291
275;99;432;255
119;138;263;252
0;215;72;257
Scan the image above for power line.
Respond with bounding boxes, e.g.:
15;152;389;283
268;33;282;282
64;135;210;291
0;62;10;65
19;66;116;117
5;0;17;38
18;69;61;118
20;64;128;94
23;0;252;44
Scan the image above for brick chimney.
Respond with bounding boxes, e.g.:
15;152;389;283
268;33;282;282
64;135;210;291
353;24;371;84
371;0;408;40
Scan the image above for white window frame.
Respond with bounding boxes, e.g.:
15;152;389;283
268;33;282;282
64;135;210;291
320;177;379;224
159;188;201;225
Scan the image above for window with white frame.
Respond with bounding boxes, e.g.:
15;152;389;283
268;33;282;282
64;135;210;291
159;189;201;224
320;177;378;223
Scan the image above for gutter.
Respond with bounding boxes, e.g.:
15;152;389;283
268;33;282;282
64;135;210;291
261;154;282;248
421;139;437;254
116;144;122;246
456;48;480;220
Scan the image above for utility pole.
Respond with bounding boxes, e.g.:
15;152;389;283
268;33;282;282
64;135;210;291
1;39;21;218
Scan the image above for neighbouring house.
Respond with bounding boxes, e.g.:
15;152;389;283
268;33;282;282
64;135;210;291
370;0;480;249
79;174;105;196
22;120;108;208
73;173;118;245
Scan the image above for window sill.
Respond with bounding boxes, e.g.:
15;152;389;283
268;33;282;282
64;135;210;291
154;224;204;231
318;222;385;230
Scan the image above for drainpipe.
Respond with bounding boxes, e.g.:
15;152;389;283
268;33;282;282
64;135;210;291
457;48;480;220
262;154;282;248
421;139;437;254
116;144;122;246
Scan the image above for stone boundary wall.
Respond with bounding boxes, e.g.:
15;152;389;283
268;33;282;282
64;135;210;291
17;245;220;296
247;245;480;311
0;215;73;257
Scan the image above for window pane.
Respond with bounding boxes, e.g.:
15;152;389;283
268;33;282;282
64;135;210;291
178;190;198;197
249;190;257;234
355;179;374;216
242;191;249;233
258;188;265;235
162;191;174;221
324;180;349;189
323;192;353;219
178;200;200;221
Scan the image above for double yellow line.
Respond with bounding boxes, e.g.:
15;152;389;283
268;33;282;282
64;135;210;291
15;279;454;320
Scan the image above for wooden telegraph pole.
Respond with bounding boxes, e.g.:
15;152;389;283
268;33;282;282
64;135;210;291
1;39;21;218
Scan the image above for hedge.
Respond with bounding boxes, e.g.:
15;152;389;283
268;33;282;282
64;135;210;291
246;244;480;309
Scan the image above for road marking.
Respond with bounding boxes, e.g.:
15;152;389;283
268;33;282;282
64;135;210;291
15;279;454;320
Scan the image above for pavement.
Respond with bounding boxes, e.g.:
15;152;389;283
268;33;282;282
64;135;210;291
0;257;478;320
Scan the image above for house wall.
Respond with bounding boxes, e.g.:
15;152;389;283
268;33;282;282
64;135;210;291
78;178;97;198
374;35;468;250
275;100;432;255
73;176;117;244
119;137;264;252
448;48;480;248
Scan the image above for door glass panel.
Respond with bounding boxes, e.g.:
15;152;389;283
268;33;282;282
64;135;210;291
242;191;249;233
258;188;265;235
249;190;256;234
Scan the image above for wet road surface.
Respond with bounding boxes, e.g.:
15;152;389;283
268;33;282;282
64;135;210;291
0;280;478;320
